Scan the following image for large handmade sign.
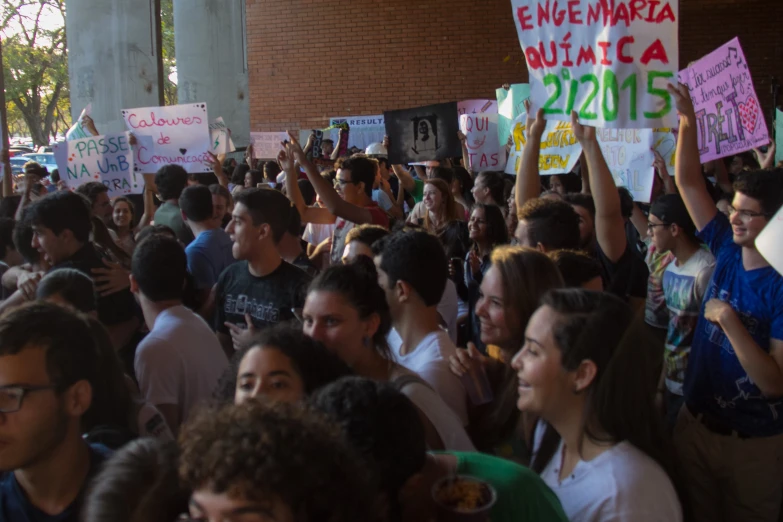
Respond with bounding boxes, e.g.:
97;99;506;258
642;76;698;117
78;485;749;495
250;132;288;160
504;114;582;176
459;113;502;170
678;38;769;163
53;132;142;197
597;128;655;202
328;115;384;151
458;100;498;117
511;0;679;129
384;102;461;164
497;84;530;147
122;103;211;173
653;128;678;170
209;117;236;155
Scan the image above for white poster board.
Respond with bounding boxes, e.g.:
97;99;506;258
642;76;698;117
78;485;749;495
596;128;656;203
459;113;502;170
250;132;288;160
122;103;211;173
757;206;783;276
210;117;236;155
53;132;142;197
328;115;385;151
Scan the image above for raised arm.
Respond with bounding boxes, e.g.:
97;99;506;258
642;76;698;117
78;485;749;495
515;101;546;209
134;180;156;234
668;84;718;231
652;150;677;194
280;140;334;225
458;131;472;176
288;133;374;225
571;111;627;263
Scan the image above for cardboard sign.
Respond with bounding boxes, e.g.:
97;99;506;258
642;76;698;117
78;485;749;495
65;103;94;142
678;38;769;163
384;102;461;164
209;117;236;155
458;99;498;116
757;206;783;276
511;0;679;129
597;128;655;203
504;114;582;176
132;136;157;174
53;132;142;197
328;115;384;151
776;109;783;166
122;103;211;173
250;132;288;160
653;128;678;170
497;84;530;147
459;113;502;170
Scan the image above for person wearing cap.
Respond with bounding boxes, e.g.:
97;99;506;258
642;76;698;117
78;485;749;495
647;194;716;429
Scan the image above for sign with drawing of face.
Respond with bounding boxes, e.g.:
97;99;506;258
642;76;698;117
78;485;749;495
384;102;461;164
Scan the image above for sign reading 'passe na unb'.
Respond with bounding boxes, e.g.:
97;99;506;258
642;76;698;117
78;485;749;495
511;0;679;129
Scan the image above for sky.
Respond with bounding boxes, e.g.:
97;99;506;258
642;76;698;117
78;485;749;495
2;2;64;41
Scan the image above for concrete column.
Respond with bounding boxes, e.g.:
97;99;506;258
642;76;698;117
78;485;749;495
66;0;163;134
173;0;249;146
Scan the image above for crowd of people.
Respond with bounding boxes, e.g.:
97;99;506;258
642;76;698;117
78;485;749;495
0;81;780;522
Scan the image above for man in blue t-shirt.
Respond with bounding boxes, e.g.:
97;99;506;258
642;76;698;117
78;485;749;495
0;302;112;522
669;83;783;522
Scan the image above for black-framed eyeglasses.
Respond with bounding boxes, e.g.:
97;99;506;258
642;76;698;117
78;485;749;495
727;205;769;222
647;222;671;230
0;384;60;413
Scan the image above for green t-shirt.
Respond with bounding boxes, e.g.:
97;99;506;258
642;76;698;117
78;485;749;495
154;201;194;246
451;451;568;522
411;178;424;203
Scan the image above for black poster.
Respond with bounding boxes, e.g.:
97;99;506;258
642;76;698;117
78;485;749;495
384;102;461;164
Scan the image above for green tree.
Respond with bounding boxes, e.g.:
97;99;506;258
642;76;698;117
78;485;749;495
1;0;67;147
161;0;177;106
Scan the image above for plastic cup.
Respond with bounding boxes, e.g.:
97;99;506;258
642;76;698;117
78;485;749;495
432;475;497;522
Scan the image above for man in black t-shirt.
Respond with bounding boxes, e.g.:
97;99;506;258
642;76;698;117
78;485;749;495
214;188;311;355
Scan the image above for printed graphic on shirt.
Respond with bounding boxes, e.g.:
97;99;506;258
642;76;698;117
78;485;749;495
224;293;281;324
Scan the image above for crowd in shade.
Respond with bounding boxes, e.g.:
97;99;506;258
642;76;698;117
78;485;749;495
0;78;781;522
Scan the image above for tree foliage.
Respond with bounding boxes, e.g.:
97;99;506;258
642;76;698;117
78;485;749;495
1;0;68;147
161;0;177;106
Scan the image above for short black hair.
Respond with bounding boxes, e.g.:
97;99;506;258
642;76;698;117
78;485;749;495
154;165;189;201
179;185;214;223
50;169;60;184
13;214;38;264
0;301;99;393
340;156;376;197
477;171;506;204
0;217;16;259
733;168;783;216
562;193;596;218
208;183;231;203
231;164;250;186
23;161;47;177
234;188;291;244
37;268;97;313
189;172;219;187
345;224;390;248
246;170;264;186
132;235;186;301
0;195;21;220
430;167;453;185
26;191;92;243
135;224;177;245
617;187;634;218
75;181;108;206
264;161;282;182
547;249;602;288
517;198;581;250
375;230;447;307
214;323;354;403
311;377;426;517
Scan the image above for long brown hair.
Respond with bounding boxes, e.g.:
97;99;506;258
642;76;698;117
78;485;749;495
470;246;564;453
423;179;459;232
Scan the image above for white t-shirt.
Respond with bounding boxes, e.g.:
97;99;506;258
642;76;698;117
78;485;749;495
302;222;336;247
387;330;468;426
135;305;228;429
390;367;474;451
533;423;682;522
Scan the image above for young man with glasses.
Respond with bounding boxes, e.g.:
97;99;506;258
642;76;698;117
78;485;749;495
669;83;783;522
646;194;715;429
280;134;389;266
0;302;112;522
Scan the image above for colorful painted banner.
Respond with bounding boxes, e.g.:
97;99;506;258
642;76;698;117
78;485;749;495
511;0;679;129
53;132;142;197
122;103;211;173
458;99;498;117
250;132;288;160
596;128;655;202
757;206;783;276
497;84;530;148
504;113;582;176
678;38;769;163
209;117;236;155
328;115;385;151
384;102;461;164
776;109;783;166
459;113;502;170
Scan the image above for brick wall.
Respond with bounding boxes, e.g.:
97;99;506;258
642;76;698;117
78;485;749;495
246;0;783;132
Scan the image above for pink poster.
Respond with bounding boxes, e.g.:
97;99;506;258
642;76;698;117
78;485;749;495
457;99;498;117
678;38;769;162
